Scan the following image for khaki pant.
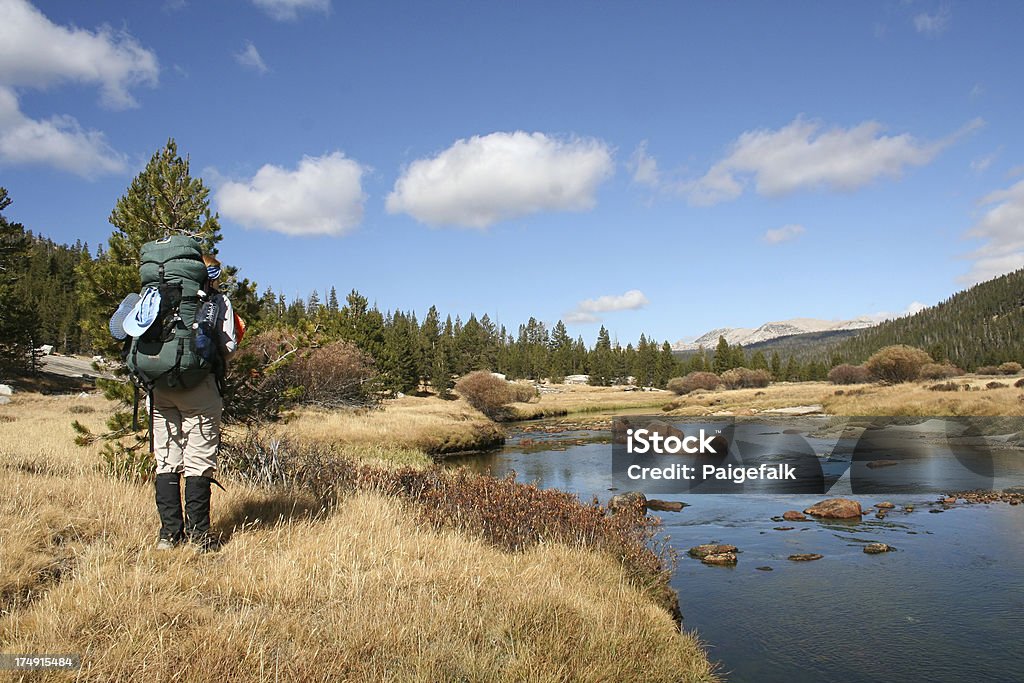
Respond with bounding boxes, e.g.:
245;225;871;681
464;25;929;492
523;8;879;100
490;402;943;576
151;374;222;477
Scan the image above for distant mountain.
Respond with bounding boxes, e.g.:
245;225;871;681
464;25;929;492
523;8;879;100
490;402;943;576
673;317;878;351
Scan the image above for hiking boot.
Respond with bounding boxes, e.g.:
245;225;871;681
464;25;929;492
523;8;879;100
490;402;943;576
184;476;219;552
155;472;184;546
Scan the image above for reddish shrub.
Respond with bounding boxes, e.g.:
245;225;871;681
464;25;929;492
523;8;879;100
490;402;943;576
919;363;963;380
865;345;933;383
986;381;1008;390
999;362;1022;375
1015;378;1024;388
828;364;872;385
667;372;721;395
976;365;1000;375
455;371;535;419
720;367;771;389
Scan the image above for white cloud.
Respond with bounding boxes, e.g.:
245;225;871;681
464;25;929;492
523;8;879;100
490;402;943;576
628;141;661;187
564;289;649;324
215;152;367;237
0;0;158;109
970;149;999;174
0;86;125;177
387;131;614;228
681;116;980;206
251;0;330;21
961;179;1024;284
865;301;929;323
235;41;268;75
762;224;805;244
914;5;951;37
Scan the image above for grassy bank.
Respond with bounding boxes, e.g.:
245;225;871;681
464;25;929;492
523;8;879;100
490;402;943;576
0;393;717;682
662;375;1024;417
503;384;675;421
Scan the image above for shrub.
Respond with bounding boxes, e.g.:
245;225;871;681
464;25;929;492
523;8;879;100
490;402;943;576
227;330;379;422
919;363;963;380
929;382;961;392
828;364;872;385
1016;378;1024;388
667;372;721;395
68;404;95;414
976;365;1000;375
720;367;771;389
999;362;1022;375
865;345;933;383
455;371;536;419
986;381;1008;390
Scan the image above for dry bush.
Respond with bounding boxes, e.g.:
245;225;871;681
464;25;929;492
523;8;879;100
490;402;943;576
668;372;720;395
929;382;962;392
67;404;94;414
865;345;933;383
1016;378;1024;388
720;367;770;389
986;381;1008;390
976;365;1000;375
919;363;963;380
828;363;872;385
999;362;1022;375
227;330;379;422
455;371;535;420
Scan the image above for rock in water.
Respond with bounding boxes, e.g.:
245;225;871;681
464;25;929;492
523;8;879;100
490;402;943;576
875;502;896;509
688;544;738;559
647;499;687;512
804;498;863;519
701;552;737;566
864;543;893;554
608;491;647;514
788;553;824;561
782;510;807;521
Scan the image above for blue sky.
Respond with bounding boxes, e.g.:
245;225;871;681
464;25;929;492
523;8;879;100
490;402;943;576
2;0;1023;346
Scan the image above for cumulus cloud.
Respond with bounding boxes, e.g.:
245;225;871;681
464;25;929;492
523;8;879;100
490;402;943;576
960;179;1024;284
0;86;125;177
235;41;268;74
762;224;805;244
680;116;980;206
0;0;158;109
386;131;614;228
215;152;367;236
564;289;649;324
251;0;330;21
914;5;951;37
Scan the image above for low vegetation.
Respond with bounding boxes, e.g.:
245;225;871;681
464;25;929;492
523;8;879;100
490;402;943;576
454;370;538;420
864;345;934;383
0;393;717;682
667;372;721;395
827;363;872;385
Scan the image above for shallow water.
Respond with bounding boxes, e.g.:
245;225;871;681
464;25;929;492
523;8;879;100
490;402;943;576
445;422;1024;683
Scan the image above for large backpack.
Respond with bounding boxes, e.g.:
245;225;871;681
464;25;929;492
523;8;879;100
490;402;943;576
125;235;214;390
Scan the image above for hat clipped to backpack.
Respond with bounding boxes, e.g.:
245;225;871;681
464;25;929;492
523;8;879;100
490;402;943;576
109;292;141;340
122;286;162;338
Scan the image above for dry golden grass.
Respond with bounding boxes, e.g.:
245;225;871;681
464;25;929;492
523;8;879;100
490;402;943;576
0;394;717;682
661;377;1024;417
282;396;504;458
506;384;674;420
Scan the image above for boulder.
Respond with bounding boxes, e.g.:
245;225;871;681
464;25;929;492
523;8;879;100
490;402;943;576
701;552;737;566
647;499;687;512
688;544;738;559
782;510;807;521
788;553;824;562
608;491;647;514
875;502;896;509
804;498;863;519
863;543;893;554
0;384;12;396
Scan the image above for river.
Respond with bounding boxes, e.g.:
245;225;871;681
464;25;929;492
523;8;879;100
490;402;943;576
444;417;1024;683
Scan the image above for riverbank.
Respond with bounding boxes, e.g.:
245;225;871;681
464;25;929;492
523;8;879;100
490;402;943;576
0;392;718;682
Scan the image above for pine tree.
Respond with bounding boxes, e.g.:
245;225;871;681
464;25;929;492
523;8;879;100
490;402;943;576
0;188;41;375
79;139;222;357
713;335;732;374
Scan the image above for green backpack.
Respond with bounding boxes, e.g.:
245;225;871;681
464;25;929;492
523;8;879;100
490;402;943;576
125;235;214;390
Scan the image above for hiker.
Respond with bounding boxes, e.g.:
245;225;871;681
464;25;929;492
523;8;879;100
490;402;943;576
149;253;238;551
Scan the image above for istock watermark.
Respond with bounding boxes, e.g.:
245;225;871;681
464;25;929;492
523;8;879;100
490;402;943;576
610;415;1024;495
